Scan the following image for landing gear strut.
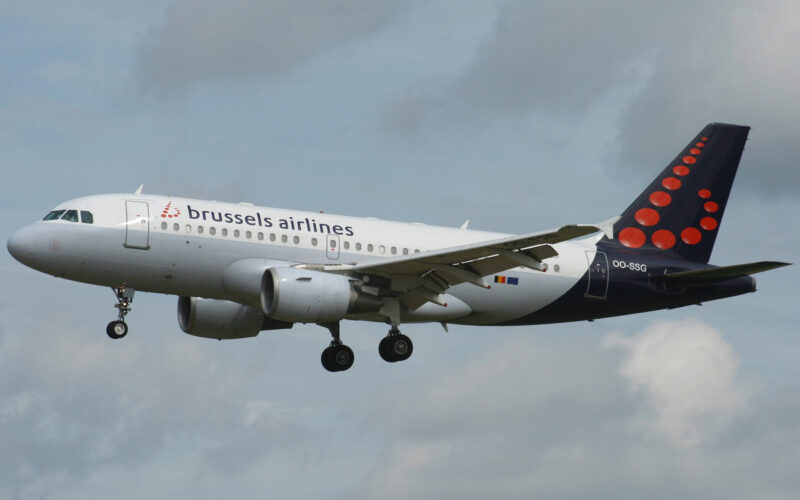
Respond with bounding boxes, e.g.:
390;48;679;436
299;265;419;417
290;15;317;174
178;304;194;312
106;286;134;339
319;322;354;372
379;327;413;363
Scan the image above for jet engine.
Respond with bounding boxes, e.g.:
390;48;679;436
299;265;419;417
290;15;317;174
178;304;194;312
178;296;292;340
261;267;382;323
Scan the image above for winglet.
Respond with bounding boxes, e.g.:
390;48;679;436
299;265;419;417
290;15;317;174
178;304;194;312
134;185;144;195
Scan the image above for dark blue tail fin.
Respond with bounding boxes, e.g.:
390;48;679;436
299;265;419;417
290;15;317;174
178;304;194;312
614;123;749;263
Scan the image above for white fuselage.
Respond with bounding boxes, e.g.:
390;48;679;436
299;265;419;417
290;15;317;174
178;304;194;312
8;193;598;325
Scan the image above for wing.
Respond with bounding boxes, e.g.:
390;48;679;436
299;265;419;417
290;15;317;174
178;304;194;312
306;221;611;310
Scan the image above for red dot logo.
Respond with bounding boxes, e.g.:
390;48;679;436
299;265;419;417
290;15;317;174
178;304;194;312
635;208;660;226
682;156;697;164
698;189;711;199
704;201;719;213
681;227;702;245
696;142;705;147
672;165;690;176
701;136;709;141
652;229;676;249
662;177;682;190
649;191;672;207
689;148;702;155
161;201;180;218
619;227;646;248
700;217;718;230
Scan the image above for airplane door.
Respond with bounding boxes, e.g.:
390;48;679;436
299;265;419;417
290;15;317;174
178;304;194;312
124;201;150;249
326;234;340;260
585;250;609;298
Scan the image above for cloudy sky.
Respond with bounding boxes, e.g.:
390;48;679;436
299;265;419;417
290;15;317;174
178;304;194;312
1;1;799;498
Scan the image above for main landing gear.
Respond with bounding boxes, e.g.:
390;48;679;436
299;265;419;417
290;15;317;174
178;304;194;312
320;322;355;372
106;286;134;339
379;327;413;363
318;322;415;372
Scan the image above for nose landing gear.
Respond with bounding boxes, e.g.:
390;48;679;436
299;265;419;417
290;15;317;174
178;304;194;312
106;286;134;339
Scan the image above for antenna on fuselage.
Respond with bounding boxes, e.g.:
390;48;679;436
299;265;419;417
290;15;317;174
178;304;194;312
134;185;143;195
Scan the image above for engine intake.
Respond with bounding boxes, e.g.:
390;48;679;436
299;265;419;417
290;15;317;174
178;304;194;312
261;267;381;323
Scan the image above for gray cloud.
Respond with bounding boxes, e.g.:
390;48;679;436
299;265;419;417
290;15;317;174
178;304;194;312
354;319;800;500
385;0;800;196
136;0;401;95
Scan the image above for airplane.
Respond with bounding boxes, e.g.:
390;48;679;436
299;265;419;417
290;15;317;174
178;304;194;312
6;123;790;372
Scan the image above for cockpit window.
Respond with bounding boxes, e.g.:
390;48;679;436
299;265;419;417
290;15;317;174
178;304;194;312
80;211;94;224
61;210;79;222
43;210;66;221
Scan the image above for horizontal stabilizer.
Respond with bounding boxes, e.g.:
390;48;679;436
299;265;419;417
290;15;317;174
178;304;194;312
658;261;790;284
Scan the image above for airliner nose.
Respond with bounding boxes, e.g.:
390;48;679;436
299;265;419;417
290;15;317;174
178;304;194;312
7;225;37;266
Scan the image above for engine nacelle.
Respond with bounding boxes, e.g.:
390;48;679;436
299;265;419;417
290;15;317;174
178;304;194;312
261;267;382;323
178;296;292;340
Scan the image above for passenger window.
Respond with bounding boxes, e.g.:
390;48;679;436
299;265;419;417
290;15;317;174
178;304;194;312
379;245;386;254
391;246;397;255
173;223;179;231
198;226;204;234
210;227;216;235
344;241;350;250
61;210;79;222
312;238;318;246
367;244;373;252
245;231;251;239
222;228;228;236
403;248;409;255
258;232;264;241
414;249;420;253
80;211;94;224
185;225;191;233
161;222;167;230
281;235;287;243
330;240;337;248
270;233;276;242
43;210;66;221
356;243;362;251
234;229;240;238
293;235;300;244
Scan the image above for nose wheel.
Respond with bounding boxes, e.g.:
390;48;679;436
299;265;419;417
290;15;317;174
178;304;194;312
379;327;413;363
107;286;134;339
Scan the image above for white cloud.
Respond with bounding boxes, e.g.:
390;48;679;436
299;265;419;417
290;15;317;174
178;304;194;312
354;319;798;500
605;319;747;446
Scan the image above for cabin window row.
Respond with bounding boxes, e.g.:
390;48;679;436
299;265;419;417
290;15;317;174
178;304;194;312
159;221;420;254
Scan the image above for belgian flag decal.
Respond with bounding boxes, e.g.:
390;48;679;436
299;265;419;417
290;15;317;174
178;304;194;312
494;275;519;285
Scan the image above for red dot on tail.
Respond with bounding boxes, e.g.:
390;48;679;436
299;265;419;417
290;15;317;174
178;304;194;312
698;189;711;198
681;227;702;245
618;227;646;248
673;165;690;176
682;156;697;164
704;201;719;213
700;217;718;230
635;208;660;226
701;136;708;141
662;177;682;190
690;148;702;155
696;142;705;147
651;229;676;249
649;191;672;207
